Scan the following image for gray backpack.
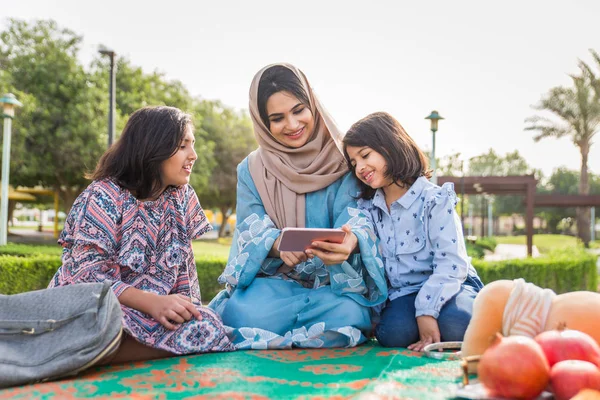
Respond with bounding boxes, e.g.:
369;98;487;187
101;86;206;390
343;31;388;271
0;282;123;388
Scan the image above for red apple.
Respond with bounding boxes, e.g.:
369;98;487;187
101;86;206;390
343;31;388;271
551;360;600;400
536;327;600;367
479;333;550;399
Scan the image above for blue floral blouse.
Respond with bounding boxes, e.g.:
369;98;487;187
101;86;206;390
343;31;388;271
357;177;480;318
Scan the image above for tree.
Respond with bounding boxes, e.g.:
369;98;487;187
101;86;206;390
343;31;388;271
525;62;600;246
89;57;216;194
538;168;600;234
465;149;539;234
0;19;107;211
194;100;256;237
437;152;464;177
0;19;217;213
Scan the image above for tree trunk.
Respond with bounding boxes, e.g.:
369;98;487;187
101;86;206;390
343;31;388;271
577;142;591;247
59;186;83;216
218;206;231;238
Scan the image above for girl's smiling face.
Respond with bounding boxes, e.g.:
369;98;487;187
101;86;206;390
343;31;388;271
345;145;392;189
159;124;197;191
265;91;315;148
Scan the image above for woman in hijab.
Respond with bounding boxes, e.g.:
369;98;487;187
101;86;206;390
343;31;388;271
209;63;387;349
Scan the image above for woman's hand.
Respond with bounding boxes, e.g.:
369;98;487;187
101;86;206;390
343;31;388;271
147;293;202;330
407;315;441;352
305;225;358;265
271;234;308;271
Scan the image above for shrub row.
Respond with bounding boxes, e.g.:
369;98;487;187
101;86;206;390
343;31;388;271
466;243;485;259
0;255;62;295
475;237;497;252
473;248;598;294
0;252;227;303
1;247;596;301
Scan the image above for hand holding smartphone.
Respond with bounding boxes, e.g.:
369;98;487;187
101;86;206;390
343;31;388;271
277;227;347;252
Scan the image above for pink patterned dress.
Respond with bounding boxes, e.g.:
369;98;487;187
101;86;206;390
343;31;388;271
49;179;234;354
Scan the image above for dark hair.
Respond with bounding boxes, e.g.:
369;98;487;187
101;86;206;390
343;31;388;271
257;65;310;129
88;106;192;199
343;112;432;200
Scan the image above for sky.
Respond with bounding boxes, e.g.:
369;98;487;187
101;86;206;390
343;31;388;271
3;0;600;179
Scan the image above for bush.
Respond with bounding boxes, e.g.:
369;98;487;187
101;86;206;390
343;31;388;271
466;242;485;259
0;247;227;302
473;248;597;294
475;237;497;252
196;256;227;303
0;255;62;294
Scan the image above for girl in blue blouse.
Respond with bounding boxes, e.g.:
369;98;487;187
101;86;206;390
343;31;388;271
343;111;484;351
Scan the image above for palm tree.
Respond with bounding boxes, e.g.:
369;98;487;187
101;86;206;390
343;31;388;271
579;49;600;101
525;60;600;246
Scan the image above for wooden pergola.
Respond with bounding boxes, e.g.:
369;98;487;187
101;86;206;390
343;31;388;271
438;175;600;257
438;176;537;256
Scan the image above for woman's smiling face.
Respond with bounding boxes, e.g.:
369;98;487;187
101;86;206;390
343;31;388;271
265;91;315;148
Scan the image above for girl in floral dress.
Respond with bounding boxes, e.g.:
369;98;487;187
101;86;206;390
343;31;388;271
49;106;234;363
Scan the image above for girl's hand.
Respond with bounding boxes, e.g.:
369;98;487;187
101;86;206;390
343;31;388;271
148;293;202;330
305;225;358;265
407;315;441;352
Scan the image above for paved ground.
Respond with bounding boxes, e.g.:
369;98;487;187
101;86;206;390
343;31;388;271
7;228;58;245
483;243;540;261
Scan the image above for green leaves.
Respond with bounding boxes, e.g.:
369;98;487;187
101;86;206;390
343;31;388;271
0;18;255;220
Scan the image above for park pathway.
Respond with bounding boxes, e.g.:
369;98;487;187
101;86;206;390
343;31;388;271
483;243;540;261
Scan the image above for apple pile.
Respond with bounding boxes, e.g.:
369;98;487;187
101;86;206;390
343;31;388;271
477;326;600;400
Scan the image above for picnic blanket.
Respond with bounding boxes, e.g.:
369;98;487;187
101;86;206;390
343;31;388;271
0;341;466;399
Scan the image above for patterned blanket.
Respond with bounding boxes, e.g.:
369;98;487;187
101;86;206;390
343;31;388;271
0;342;466;399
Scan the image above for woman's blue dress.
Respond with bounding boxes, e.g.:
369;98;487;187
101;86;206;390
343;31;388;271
209;158;387;349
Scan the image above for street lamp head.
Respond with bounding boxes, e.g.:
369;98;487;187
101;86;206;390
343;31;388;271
0;93;23;118
425;110;444;132
98;45;116;57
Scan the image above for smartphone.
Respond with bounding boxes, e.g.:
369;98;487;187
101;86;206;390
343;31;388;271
277;227;347;252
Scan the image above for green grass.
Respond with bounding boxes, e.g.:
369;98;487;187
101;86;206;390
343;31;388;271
192;238;232;259
11;225;64;231
2;240;232;259
1;243;63;256
494;234;582;254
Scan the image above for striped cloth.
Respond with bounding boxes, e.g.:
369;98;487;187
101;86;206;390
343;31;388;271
502;278;556;338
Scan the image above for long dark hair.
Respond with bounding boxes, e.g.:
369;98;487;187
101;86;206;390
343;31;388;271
343;112;432;200
257;65;310;129
88;106;192;199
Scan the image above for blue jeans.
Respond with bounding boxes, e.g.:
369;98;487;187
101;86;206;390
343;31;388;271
375;275;483;348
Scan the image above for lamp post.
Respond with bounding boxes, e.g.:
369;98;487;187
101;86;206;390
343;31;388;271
0;93;23;246
425;110;444;185
98;47;116;147
487;195;494;238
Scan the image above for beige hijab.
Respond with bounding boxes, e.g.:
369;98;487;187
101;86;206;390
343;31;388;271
248;63;348;229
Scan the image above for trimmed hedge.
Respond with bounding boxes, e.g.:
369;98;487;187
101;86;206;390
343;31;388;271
0;255;62;295
1;246;596;300
473;248;598;294
466;243;485;259
475;237;497;252
0;250;228;303
195;256;227;302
